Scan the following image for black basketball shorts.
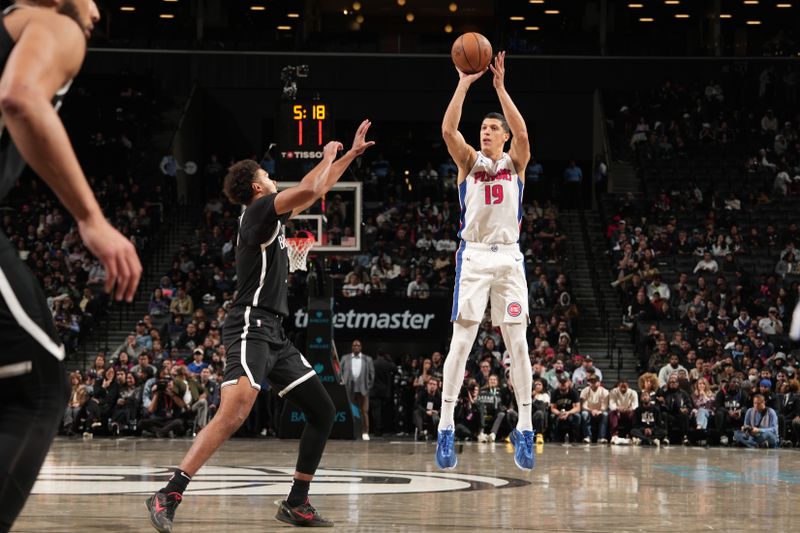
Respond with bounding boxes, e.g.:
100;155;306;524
222;306;317;396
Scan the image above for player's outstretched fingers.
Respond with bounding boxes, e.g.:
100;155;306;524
114;248;132;302
103;251;118;297
125;248;142;302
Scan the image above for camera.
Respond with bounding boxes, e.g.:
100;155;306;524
156;379;169;393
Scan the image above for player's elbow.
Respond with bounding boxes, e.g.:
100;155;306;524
442;126;458;141
0;86;35;118
514;130;530;146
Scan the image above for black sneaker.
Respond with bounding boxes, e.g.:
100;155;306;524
275;499;334;527
146;491;182;533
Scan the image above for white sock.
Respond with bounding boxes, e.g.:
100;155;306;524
438;320;479;432
500;323;533;431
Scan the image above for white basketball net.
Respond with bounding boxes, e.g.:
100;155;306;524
286;234;316;272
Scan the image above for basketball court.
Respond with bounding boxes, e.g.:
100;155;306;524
11;439;800;532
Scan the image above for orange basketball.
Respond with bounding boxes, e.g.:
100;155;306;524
451;32;493;74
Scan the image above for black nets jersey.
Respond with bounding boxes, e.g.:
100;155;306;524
231;193;291;316
0;5;72;202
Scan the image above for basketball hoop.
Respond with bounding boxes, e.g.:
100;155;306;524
286;231;316;272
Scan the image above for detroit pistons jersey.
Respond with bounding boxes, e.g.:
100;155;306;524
0;4;72;202
457;151;523;244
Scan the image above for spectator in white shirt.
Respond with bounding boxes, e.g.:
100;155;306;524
342;273;365;298
609;380;639;444
647;276;671;301
435;234;457;253
694;252;718;274
416;230;436;252
580;375;609;444
658;354;688;386
758;307;784;335
407;274;430;299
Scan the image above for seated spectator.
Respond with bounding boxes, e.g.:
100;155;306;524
733;394;779;448
609;380;639;444
141;369;187;438
658;354;688;387
169;287;194;318
113;334;144;362
631;392;667;446
148;287;170;317
549;377;581;443
341;273;365;297
531;379;550;443
758;307;784;335
406;274;430;299
580;375;609;444
109;371;142;436
715;378;749;446
693;252;719;274
476;375;512;442
454;382;482;441
659;374;693;445
84;367;120;436
364;275;387;296
571;355;603;391
187;347;209;375
130;353;158;382
692;378;717;439
61;371;88;436
413;379;441;440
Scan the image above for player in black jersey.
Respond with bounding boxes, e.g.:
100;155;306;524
0;2;142;532
147;120;374;531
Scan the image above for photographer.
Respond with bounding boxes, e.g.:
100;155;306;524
454;381;482;440
140;369;187;438
733;394;779;448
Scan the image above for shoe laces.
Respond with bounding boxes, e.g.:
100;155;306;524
523;431;534;451
438;428;452;455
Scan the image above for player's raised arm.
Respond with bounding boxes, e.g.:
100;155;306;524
490;51;530;176
442;68;485;174
288;119;375;218
275;140;342;215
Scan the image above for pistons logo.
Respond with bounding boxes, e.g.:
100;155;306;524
507;302;522;317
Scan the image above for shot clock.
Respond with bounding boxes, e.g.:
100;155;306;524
279;100;333;159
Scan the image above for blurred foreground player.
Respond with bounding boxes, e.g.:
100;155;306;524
147;121;374;532
435;52;534;471
0;2;142;531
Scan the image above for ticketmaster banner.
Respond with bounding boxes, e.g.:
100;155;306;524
287;297;451;340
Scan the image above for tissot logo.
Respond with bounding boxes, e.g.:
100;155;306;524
32;466;527;495
281;151;323;159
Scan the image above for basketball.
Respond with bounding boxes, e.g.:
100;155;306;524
451;32;492;74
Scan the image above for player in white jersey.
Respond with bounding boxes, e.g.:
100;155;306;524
435;52;535;471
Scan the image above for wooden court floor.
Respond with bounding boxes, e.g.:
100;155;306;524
11;437;800;532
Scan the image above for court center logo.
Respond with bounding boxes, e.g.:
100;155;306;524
33;466;529;495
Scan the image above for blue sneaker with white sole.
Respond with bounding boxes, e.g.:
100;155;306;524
510;429;535;471
435;426;457;469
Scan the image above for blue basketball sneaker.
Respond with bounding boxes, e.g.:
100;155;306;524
510;429;535;471
435;426;457;469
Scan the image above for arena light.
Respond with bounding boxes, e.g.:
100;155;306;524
444;23;453;33
743;0;759;4
639;17;654;21
449;3;458;12
159;13;175;19
529;0;545;4
509;16;525;21
163;0;178;2
250;5;266;11
665;1;680;4
544;9;560;14
277;25;293;30
120;6;135;11
628;3;644;7
675;13;690;18
525;26;540;30
356;14;364;23
406;12;415;22
397;0;406;6
720;13;733;18
746;19;762;23
287;13;300;18
352;1;361;10
776;3;792;6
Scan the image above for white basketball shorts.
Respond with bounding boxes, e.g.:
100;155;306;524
450;241;529;325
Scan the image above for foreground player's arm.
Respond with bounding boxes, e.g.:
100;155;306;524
0;13;141;301
274;141;342;215
490;52;530;176
442;68;485;174
289;119;375;218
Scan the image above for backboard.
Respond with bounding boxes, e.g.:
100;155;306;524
278;181;362;253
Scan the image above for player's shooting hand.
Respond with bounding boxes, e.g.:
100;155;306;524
350;119;376;156
457;66;487;85
323;141;343;161
489;51;506;90
79;215;142;302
